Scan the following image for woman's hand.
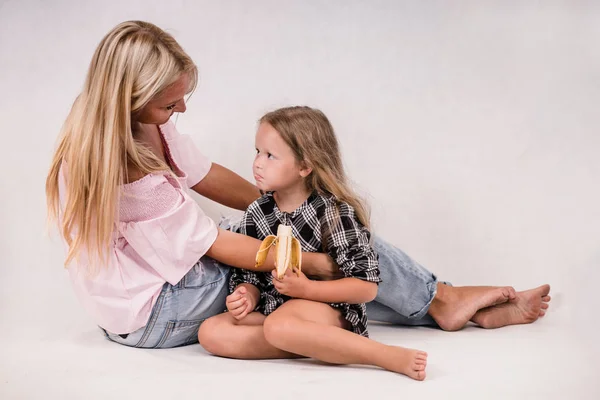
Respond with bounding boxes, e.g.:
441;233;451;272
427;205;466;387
226;284;259;320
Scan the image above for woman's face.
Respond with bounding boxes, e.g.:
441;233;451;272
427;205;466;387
134;73;189;125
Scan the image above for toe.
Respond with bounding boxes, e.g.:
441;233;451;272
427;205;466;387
541;303;549;310
540;284;551;296
542;295;551;302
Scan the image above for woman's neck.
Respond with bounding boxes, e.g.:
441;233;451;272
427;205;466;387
273;183;311;213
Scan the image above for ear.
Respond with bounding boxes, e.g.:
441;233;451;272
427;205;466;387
299;160;313;178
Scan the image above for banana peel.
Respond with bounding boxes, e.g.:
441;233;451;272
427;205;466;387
255;224;302;279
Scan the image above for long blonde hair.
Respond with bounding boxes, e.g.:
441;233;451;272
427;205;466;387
46;21;198;267
260;106;370;229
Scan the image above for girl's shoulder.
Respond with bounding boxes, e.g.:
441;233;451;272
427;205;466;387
312;192;356;217
245;192;276;215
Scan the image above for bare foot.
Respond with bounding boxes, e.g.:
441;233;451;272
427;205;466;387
383;346;428;381
471;284;551;329
429;284;516;331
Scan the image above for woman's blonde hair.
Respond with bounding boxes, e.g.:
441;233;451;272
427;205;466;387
260;106;370;230
46;20;198;267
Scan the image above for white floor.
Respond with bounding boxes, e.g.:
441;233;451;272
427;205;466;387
2;309;598;400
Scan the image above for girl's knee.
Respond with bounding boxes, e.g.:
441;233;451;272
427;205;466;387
263;313;297;347
198;316;227;355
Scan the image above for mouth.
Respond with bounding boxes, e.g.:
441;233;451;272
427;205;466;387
254;174;263;182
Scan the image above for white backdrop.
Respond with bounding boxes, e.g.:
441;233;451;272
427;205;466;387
1;0;598;342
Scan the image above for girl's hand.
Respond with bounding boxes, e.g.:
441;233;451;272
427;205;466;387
226;285;257;320
272;268;312;298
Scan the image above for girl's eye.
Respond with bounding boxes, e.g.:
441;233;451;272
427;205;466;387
267;153;274;160
166;104;176;111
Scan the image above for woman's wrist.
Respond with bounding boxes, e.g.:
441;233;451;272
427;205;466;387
302;252;340;280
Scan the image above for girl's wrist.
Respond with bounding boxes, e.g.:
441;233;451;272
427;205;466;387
301;279;316;300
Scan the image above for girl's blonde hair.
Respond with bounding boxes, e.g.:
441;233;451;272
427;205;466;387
260;106;370;229
46;20;198;267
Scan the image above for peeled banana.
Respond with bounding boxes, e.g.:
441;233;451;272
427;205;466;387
255;224;302;279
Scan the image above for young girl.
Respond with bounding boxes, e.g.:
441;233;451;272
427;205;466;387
198;106;428;380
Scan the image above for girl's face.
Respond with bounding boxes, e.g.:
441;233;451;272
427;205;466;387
253;122;309;192
134;73;189;125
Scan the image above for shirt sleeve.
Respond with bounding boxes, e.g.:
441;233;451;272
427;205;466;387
159;120;212;188
321;201;381;284
117;191;218;286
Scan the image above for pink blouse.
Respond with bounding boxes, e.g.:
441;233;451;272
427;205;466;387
62;120;218;334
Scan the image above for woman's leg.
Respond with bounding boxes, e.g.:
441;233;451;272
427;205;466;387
198;311;300;359
103;256;231;348
470;285;551;328
367;235;440;325
264;299;428;380
370;236;550;331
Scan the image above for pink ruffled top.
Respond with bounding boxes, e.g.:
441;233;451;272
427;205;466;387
61;120;218;334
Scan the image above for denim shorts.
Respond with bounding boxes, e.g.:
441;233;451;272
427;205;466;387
102;256;231;349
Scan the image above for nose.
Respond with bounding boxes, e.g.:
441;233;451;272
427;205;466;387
174;99;186;113
253;155;263;170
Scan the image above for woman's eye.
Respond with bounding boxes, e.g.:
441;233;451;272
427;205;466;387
166;104;176;110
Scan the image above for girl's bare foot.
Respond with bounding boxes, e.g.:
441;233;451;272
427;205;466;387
383;346;428;381
429;284;516;331
471;284;551;329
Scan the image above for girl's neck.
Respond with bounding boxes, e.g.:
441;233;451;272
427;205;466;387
273;183;311;213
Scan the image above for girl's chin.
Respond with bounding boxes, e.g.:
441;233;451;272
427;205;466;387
255;181;270;191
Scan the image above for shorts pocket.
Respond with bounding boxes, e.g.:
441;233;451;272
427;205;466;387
179;257;230;289
153;319;203;348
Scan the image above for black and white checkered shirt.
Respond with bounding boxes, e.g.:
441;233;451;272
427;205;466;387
229;191;381;337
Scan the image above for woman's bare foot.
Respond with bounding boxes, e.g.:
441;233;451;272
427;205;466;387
471;284;551;329
428;284;516;331
383;346;428;380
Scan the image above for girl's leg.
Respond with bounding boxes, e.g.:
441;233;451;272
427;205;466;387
371;235;543;331
264;299;428;380
198;311;301;360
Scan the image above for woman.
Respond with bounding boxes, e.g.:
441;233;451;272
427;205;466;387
45;20;550;349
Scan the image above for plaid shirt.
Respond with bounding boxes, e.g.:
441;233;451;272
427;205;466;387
230;191;381;337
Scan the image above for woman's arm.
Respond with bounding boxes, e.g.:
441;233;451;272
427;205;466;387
191;163;261;211
205;228;339;279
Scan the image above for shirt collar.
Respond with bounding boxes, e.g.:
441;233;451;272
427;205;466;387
266;190;319;219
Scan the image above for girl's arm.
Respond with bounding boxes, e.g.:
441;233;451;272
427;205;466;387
273;271;377;304
304;277;378;304
205;228;340;279
191;163;261;211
